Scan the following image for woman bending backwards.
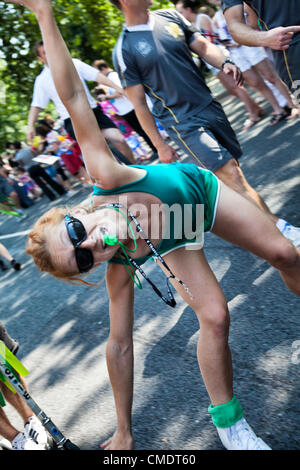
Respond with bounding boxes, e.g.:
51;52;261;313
7;0;300;451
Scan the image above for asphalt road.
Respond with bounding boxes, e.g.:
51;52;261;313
0;76;300;451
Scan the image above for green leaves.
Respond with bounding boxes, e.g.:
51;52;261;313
0;0;173;150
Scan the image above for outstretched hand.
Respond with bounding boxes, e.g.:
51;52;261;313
265;26;300;50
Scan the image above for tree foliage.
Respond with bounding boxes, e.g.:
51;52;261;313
0;0;173;151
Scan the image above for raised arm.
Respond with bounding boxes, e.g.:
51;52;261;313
224;4;300;50
189;35;243;86
96;72;124;96
6;0;125;188
125;84;179;163
27;106;42;142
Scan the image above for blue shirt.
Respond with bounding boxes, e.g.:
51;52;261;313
113;10;213;127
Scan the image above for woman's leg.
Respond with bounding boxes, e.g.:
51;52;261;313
157;247;233;406
217;71;263;120
0;406;19;443
243;68;283;115
1;380;33;424
253;59;294;109
212;182;300;296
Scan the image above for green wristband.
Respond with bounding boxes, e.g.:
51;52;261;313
208;395;244;428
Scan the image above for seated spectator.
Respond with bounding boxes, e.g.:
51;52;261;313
12;167;43;201
13;141;66;202
35;118;91;188
0;166;28;218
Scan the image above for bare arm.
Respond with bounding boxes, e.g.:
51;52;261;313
99;91;123;101
96;72;124;96
125;84;179;163
224;4;300;50
189;35;243;85
7;0;127;189
103;263;135;450
27;106;42;142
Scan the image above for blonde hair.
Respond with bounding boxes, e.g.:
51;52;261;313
26;206;104;286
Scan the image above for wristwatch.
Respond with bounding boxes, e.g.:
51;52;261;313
221;59;235;70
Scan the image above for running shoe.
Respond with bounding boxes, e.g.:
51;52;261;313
217;417;271;450
0;437;12;450
24;416;48;447
280;222;300;248
11;432;46;450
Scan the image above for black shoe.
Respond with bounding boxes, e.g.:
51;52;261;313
283;106;292;117
11;259;21;271
0;259;8;271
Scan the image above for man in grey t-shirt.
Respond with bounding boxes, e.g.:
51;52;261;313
15;147;36;172
110;1;299;231
112;4;243;171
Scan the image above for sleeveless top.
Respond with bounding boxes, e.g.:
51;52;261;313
93;163;219;265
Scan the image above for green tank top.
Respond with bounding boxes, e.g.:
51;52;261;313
93;163;219;265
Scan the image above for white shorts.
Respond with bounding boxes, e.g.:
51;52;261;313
229;45;268;72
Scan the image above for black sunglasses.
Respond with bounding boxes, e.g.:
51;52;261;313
64;214;94;273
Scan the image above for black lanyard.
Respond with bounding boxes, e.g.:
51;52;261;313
105;203;193;308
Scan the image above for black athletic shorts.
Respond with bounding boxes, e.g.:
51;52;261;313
166;100;242;172
64;105;117;140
